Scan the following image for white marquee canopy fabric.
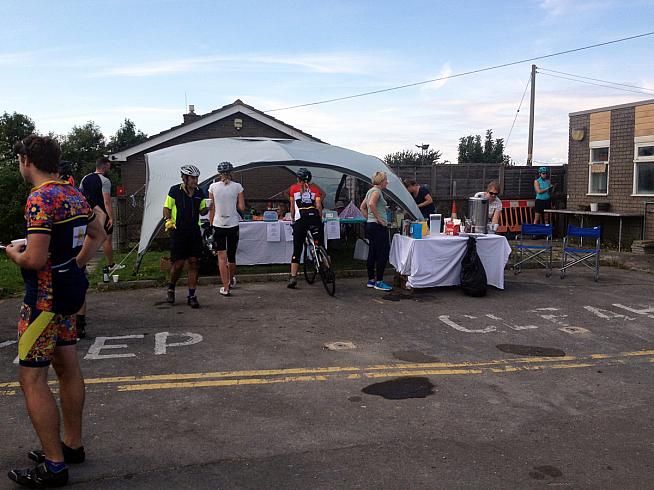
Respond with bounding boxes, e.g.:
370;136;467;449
138;137;422;255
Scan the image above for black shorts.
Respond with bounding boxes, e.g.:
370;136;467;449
170;228;203;262
292;216;324;264
104;215;113;235
213;226;239;263
535;199;551;214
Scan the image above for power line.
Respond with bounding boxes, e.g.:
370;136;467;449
505;77;531;149
538;71;654;96
539;67;654;94
264;31;654;113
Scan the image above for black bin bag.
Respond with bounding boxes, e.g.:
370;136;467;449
460;236;487;297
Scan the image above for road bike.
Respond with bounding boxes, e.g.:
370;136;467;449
303;225;336;296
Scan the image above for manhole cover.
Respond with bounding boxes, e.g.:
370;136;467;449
324;341;356;351
392;351;440;363
496;344;566;357
362;377;434;400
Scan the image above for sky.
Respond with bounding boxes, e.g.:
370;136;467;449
2;0;653;165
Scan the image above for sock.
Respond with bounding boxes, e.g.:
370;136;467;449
76;314;86;326
168;283;176;290
188;288;196;298
45;459;67;474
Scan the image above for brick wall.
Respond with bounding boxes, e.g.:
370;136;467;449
568;107;654;244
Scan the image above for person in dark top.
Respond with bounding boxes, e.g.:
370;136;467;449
80;157;123;274
163;164;208;308
403;179;435;219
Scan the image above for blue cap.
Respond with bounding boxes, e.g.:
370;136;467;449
538;166;549;173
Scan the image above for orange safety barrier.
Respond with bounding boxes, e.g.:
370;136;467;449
498;200;535;233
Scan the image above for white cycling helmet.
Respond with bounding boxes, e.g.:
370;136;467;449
180;164;201;177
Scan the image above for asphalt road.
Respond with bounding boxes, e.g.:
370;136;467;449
1;267;653;489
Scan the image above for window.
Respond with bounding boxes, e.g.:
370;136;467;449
634;141;654;195
588;142;609;195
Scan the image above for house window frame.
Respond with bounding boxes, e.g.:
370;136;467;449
587;140;609;196
632;136;654;196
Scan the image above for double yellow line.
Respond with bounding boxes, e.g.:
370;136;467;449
1;349;653;396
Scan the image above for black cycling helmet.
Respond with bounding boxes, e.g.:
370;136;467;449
296;167;312;182
58;160;73;176
180;164;201;177
217;161;234;173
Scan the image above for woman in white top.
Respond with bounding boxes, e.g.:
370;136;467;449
473;181;502;225
208;162;245;296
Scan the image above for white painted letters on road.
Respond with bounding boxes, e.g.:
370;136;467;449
612;304;654;319
584;306;635;321
438;315;497;334
154;332;203;355
85;335;145;360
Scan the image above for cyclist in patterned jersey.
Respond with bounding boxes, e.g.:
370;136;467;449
287;168;323;289
6;135;105;488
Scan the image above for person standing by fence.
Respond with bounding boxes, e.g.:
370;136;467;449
403;179;435;220
360;172;393;291
534;167;555;225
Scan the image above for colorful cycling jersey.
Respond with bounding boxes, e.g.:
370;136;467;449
289;183;321;220
22;181;94;312
164;184;207;230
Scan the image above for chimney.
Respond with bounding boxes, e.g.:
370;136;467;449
183;104;201;124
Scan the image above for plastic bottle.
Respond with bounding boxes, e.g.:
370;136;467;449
102;266;110;283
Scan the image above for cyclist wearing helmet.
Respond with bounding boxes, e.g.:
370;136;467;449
208;161;245;296
163;164;208;308
534;166;555;224
287;168;323;288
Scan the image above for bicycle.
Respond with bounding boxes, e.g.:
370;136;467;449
303;225;336;296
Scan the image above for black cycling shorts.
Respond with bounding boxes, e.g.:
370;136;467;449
104;215;113;235
213;226;239;263
170;228;203;262
535;199;551;214
292;216;324;264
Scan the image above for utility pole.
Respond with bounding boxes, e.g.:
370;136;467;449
527;64;536;166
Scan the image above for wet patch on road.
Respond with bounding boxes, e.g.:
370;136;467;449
496;344;566;357
347;396;362;402
362;377;434;399
392;351;440;363
529;465;563;480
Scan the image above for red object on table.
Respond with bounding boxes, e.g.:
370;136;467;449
451;201;457;219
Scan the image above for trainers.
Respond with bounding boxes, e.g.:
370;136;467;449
219;287;230;296
109;263;126;273
287;276;298;289
28;444;85;465
374;281;393;291
366;280;375;288
187;296;200;309
77;325;86;340
230;276;237;289
166;289;175;304
8;462;68;488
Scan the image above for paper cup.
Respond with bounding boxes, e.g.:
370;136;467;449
112;275;119;283
11;238;27;247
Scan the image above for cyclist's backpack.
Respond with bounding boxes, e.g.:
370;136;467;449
460;236;487;297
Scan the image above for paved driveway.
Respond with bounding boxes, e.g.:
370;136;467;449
1;268;653;488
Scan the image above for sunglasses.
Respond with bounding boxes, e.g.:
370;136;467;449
488;191;499;196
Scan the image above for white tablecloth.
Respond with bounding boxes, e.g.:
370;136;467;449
389;234;512;289
236;221;333;265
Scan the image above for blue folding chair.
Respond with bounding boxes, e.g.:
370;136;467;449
560;225;601;281
513;224;553;277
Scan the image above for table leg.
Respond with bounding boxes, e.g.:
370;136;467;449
619;218;623;253
580;216;584;247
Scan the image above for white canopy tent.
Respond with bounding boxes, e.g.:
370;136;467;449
137;137;422;258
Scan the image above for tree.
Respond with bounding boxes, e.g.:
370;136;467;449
384;148;442;167
458;129;508;164
60;121;106;179
106;118;148;154
0;112;36;165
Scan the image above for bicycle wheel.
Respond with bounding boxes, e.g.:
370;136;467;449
303;242;317;284
316;247;336;296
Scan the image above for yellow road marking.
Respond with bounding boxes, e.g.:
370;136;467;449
1;348;653;396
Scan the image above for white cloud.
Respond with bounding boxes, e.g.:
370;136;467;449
540;0;614;17
93;52;389;78
421;63;453;91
